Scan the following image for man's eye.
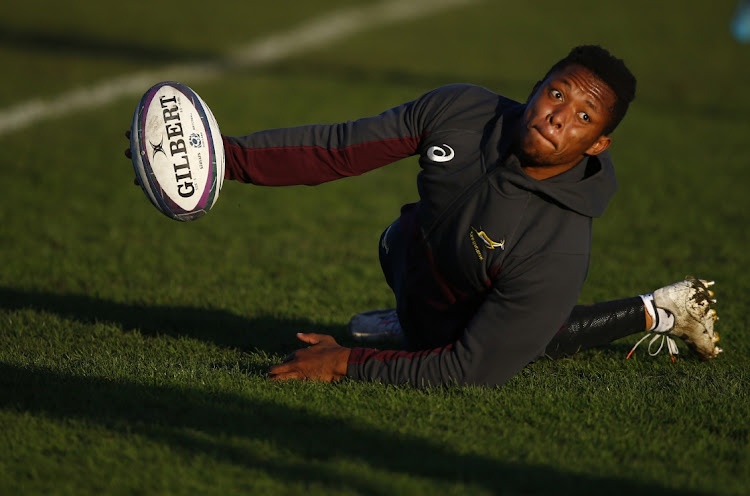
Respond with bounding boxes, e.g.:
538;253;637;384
579;112;590;122
551;90;562;99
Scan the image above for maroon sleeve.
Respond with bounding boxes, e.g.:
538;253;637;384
221;86;476;186
223;132;420;186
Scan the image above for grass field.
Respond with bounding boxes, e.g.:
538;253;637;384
1;0;749;494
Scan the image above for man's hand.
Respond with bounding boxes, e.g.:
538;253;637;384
124;130;132;159
268;333;351;382
124;130;140;186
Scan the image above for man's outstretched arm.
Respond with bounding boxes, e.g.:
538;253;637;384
221;84;484;186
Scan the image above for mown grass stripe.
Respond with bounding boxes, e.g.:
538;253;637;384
0;0;478;137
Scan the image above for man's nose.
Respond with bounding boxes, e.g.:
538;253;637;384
548;107;567;129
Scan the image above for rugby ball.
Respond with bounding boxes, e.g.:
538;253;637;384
129;81;224;221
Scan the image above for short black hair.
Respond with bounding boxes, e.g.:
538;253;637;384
542;45;636;135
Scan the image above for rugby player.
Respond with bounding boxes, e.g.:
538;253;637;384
127;45;721;387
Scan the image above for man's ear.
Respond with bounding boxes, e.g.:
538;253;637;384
585;135;612;156
526;80;542;102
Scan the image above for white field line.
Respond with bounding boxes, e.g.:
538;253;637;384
0;0;478;137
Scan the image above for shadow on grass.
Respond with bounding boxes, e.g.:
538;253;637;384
0;362;708;495
0;286;343;356
0;23;213;63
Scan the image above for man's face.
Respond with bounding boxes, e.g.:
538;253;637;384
516;64;616;172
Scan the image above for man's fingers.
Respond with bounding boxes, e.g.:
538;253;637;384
268;362;304;381
124;145;140;185
124;127;132;159
296;332;323;345
123;130;139;185
268;362;288;374
269;371;302;382
296;333;337;346
125;130;133;161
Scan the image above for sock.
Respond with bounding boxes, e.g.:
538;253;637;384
640;293;675;333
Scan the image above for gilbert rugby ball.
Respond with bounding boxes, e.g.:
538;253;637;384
129;81;224;221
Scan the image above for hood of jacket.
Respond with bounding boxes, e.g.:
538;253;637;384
496;104;618;219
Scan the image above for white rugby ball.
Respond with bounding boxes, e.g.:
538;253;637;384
129;81;224;221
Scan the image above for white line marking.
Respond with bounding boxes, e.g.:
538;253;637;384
0;0;478;137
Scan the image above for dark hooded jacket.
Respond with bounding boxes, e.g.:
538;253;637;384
224;84;617;387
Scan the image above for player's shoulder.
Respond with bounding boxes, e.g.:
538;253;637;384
416;84;519;126
423;83;511;105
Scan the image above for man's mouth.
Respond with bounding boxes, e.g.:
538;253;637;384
533;126;556;149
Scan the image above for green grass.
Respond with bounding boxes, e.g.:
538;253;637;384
1;0;749;494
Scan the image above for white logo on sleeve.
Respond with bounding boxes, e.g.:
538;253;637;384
426;144;455;163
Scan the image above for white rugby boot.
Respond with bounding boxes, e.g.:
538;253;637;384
628;278;721;360
347;309;404;344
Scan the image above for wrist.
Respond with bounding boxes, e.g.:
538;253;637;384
334;347;352;379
